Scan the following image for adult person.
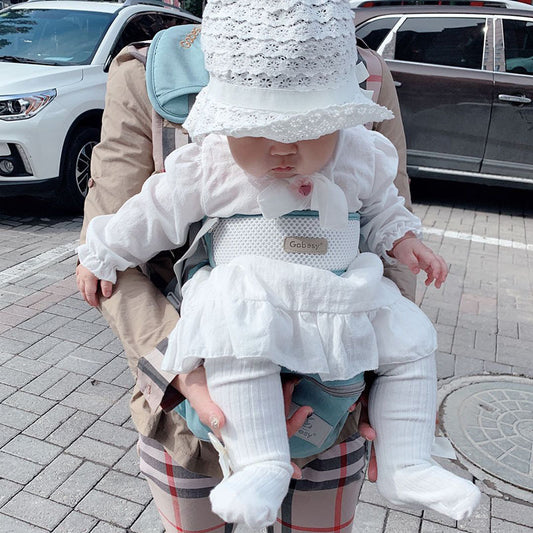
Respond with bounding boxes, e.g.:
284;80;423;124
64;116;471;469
77;22;414;533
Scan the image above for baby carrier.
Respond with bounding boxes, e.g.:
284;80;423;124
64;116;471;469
134;25;385;457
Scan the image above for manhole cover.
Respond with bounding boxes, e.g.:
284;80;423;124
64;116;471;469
440;376;533;498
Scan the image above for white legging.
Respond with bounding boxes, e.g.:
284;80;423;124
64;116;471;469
369;355;480;520
203;354;480;524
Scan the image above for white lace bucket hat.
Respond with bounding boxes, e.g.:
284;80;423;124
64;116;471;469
183;0;393;143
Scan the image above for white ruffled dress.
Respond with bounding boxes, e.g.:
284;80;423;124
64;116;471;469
78;126;437;381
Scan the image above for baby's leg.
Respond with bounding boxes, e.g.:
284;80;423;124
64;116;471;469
369;356;480;520
204;357;292;530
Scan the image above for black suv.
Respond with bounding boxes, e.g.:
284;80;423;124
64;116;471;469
355;3;533;189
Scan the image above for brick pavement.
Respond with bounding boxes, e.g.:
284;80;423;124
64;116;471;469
0;187;532;532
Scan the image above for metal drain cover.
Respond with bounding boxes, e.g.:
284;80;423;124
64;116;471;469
440;376;533;498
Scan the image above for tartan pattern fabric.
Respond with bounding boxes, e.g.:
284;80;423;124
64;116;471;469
138;433;366;533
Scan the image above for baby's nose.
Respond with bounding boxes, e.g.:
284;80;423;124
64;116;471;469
270;142;297;156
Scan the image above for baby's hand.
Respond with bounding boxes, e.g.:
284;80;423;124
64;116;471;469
389;232;448;288
76;263;114;306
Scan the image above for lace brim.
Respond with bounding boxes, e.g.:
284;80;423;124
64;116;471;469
184;91;394;144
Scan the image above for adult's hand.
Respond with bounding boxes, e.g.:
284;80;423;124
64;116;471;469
282;377;314;480
355;394;378;482
282;377;314;438
284;378;378;480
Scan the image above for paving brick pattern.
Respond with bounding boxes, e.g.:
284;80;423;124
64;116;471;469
0;184;532;532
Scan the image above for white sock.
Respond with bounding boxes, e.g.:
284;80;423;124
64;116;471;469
204;357;292;529
369;356;480;520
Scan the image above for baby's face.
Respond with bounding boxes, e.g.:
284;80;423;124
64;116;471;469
227;132;339;179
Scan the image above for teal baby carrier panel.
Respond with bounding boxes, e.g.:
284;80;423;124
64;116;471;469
146;25;208;124
175;371;365;458
205;210;361;275
172;210;365;457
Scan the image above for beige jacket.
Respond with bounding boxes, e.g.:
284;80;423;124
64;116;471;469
80;43;414;478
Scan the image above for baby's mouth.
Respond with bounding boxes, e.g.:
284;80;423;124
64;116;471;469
272;166;294;172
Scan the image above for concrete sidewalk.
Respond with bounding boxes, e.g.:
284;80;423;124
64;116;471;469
0;192;532;532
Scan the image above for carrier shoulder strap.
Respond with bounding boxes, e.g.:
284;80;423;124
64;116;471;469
357;45;384;131
130;26;207;171
125;43;170;172
151;110;190;173
145;25;207;170
357;46;383;105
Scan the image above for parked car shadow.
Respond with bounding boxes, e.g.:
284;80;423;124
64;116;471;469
0;194;80;220
411;178;533;218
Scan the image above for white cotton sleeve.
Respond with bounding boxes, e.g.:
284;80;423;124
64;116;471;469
358;132;422;263
77;144;205;283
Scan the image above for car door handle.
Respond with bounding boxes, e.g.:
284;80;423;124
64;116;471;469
498;94;532;104
393;80;402;87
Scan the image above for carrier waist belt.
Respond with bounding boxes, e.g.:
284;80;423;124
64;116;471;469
206;210;360;273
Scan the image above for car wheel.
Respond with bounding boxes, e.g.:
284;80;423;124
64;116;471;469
59;126;100;211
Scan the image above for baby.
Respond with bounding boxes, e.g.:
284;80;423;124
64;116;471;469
77;0;480;529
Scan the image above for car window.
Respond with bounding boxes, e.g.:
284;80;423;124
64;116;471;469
357;16;400;50
0;8;113;65
394;17;486;69
110;13;191;59
503;18;533;75
159;13;191;29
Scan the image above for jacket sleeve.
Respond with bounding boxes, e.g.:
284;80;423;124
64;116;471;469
80;48;156;243
372;52;413;212
78;146;204;283
77;48;183;413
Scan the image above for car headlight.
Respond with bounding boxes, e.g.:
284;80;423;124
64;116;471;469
0;89;57;121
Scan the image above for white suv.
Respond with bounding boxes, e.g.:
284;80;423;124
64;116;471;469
0;0;200;210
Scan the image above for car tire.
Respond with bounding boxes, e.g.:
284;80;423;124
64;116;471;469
58;126;100;212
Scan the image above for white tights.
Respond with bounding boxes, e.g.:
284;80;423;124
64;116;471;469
369;356;480;520
204;355;480;529
204;357;292;530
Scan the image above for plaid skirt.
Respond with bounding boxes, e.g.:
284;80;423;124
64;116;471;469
138;433;366;533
